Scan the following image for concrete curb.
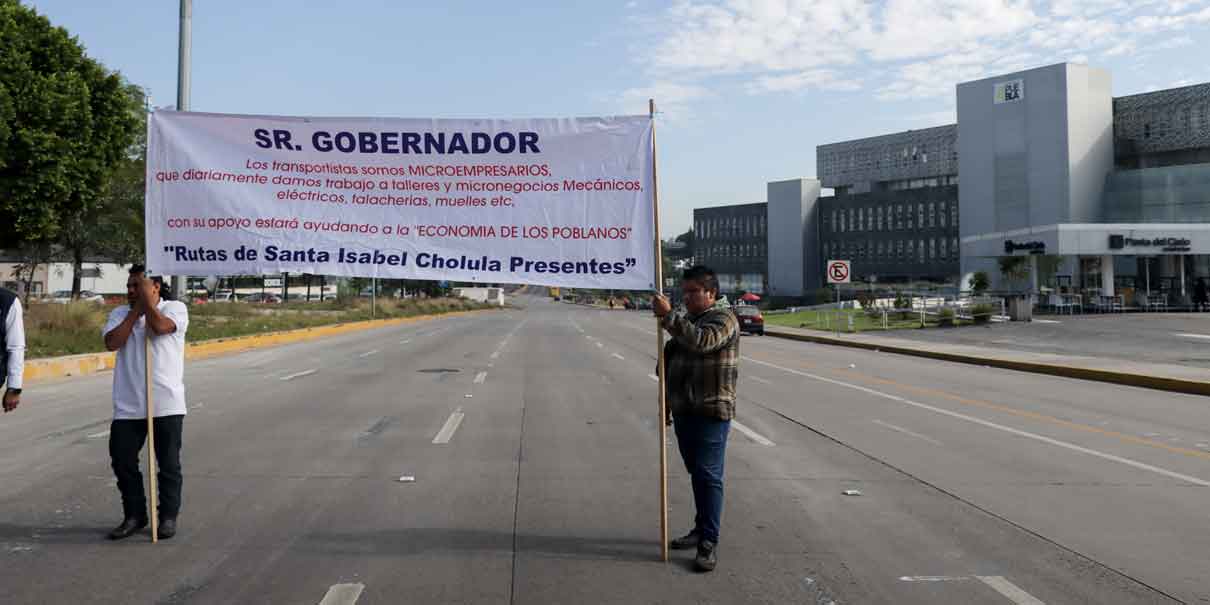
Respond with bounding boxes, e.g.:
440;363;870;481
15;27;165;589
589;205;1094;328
24;309;487;385
765;327;1210;397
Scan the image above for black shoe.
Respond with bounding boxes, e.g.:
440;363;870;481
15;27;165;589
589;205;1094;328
107;517;148;540
670;530;701;550
695;540;717;572
157;518;177;540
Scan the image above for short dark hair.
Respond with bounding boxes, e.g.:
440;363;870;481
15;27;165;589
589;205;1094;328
128;264;171;299
681;265;720;296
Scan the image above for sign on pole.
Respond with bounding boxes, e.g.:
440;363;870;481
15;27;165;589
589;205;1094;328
826;259;851;284
145;111;655;290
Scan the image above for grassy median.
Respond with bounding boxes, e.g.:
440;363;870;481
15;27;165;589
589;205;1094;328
23;297;494;359
764;308;966;332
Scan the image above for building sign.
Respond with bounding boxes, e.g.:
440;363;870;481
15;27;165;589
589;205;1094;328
994;79;1024;104
1108;234;1191;252
1004;240;1045;254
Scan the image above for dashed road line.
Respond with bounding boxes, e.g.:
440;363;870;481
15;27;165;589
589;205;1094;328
749;376;773;385
732;420;776;446
872;419;943;446
612;353;625;360
474;371;487;384
976;576;1046;604
358;349;379;358
400;338;412;344
319;583;365;605
280;369;318;381
432;408;466;444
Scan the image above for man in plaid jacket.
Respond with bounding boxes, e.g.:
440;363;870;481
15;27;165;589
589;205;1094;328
653;265;739;572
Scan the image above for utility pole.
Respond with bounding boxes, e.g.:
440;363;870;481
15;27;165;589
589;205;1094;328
170;0;192;300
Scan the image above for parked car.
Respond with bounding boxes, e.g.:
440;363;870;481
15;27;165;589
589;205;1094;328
212;290;241;302
49;290;104;304
243;292;281;304
734;305;764;335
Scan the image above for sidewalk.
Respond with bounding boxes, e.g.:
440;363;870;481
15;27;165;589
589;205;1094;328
766;323;1210;397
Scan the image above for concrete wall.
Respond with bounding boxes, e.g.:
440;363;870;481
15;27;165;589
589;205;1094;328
452;287;504;306
1067;64;1115;223
766;178;821;296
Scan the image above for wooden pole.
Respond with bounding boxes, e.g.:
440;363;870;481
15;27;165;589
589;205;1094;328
145;330;159;543
650;98;669;562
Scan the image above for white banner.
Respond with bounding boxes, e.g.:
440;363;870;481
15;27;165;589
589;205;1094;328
146;111;656;289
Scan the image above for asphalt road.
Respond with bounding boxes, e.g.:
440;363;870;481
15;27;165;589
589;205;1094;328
0;294;1206;604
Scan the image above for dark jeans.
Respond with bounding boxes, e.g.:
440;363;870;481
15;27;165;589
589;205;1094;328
673;414;730;544
109;415;184;521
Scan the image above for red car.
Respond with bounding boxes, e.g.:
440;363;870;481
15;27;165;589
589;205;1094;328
734;305;764;335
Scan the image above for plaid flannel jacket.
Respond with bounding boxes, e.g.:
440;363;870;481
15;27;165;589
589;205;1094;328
661;302;740;421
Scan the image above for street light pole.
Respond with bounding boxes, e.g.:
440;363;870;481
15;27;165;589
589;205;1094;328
170;0;192;300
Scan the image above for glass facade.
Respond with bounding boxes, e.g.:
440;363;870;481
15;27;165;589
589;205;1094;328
1102;162;1210;223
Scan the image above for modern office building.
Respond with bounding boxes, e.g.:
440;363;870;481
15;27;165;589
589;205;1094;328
692;202;770;296
695;62;1210;303
817;125;961;285
959;63;1210;305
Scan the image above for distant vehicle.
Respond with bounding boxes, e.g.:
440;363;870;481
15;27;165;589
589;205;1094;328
244;292;281;304
734;305;764;335
49;290;104;304
549;286;561;300
212;290;241;302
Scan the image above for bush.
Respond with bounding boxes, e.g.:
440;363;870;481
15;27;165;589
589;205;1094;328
937;307;956;327
893;292;913;319
972;303;994;324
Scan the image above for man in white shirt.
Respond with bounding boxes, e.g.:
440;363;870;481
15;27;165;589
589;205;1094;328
1;287;24;413
102;265;189;540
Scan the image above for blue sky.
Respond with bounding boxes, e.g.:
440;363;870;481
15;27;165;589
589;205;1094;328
25;0;1210;235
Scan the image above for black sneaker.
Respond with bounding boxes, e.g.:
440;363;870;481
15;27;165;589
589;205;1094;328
670;530;701;550
695;540;717;572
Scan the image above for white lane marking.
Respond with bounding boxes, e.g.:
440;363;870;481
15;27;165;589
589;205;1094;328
612;353;625;360
872;419;943;446
749;376;773;385
490;351;500;359
86;430;110;440
648;374;659;382
732;420;775;446
976;576;1046;604
319;583;365;605
596;342;604;348
280;369;318;381
400;338;412;344
899;576;969;582
744;357;1210;487
586;335;596;340
433;409;466;444
1032;319;1061;324
474;371;487;384
1175;333;1210;340
358;349;379;358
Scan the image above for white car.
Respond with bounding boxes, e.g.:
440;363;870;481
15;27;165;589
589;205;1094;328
49;290;104;303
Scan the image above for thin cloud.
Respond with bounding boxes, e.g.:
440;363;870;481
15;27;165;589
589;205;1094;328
626;0;1210;105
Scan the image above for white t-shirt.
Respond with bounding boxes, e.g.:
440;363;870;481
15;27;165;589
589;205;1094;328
103;300;189;419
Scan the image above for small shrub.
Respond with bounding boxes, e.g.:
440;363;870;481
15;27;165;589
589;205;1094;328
972;303;994;324
937;307;956;327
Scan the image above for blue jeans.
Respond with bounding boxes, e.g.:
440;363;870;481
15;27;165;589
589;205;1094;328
673;414;730;543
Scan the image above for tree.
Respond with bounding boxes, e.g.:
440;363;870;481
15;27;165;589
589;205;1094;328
0;1;143;250
970;271;990;295
58;83;147;298
9;239;52;304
